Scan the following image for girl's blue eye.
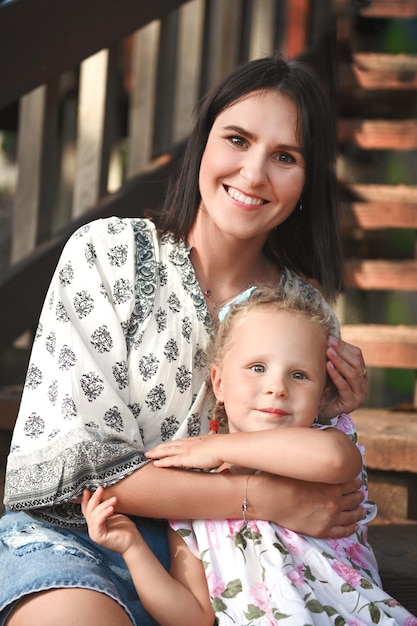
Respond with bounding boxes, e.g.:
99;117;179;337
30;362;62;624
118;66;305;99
250;364;265;373
292;371;307;380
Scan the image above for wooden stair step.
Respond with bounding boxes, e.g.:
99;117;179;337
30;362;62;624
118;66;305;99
337;0;417;18
353;408;417;473
344;259;417;290
340;200;417;230
341;183;417;204
358;0;417;18
340;53;417;91
367;523;417;615
340;184;417;229
338;119;417;150
368;469;417;521
353;53;417;73
341;324;417;369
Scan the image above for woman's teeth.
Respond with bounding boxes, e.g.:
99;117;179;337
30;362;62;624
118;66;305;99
227;187;265;206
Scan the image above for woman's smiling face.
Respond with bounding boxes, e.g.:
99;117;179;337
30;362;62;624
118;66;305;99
198;89;305;246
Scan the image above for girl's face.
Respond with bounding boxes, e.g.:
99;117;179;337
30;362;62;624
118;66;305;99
198;89;305;246
211;307;328;433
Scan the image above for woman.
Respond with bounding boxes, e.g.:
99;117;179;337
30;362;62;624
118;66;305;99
0;54;368;626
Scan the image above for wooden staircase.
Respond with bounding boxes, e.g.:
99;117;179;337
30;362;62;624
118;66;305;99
336;0;417;592
336;2;417;611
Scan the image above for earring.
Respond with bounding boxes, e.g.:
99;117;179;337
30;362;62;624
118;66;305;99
298;197;303;212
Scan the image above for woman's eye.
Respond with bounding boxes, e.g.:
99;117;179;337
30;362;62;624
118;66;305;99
229;135;247;148
276;152;296;164
250;364;265;373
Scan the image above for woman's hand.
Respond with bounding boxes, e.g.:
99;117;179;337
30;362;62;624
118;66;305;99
324;336;368;417
82;487;139;555
253;473;365;538
146;434;223;469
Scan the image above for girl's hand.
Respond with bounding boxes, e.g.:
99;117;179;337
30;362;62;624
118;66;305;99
146;435;224;469
324;336;368;418
82;486;139;555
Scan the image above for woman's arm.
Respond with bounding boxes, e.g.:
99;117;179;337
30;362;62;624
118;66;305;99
103;460;364;538
82;488;214;626
146;427;362;483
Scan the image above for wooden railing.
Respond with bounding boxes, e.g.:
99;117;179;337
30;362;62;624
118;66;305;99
336;0;417;524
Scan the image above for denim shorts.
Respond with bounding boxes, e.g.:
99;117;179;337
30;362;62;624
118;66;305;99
0;510;169;625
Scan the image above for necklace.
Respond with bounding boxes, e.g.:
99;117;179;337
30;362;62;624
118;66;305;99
202;285;255;313
190;252;226;310
202;289;219;309
190;248;278;313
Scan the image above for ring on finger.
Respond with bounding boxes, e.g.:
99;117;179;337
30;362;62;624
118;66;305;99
359;367;367;379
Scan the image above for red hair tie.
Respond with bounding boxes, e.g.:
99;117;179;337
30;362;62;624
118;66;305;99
209;419;219;434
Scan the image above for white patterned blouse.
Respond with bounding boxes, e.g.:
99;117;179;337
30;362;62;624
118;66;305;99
4;217;340;528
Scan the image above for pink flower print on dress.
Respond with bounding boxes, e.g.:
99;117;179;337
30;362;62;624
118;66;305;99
332;560;362;587
249;583;276;625
205;520;222;550
287;564;305;587
336;412;354;434
345;542;369;569
404;616;417;626
206;569;227;597
326;537;346;558
279;526;305;556
227;518;245;538
250;520;261;535
280;526;298;540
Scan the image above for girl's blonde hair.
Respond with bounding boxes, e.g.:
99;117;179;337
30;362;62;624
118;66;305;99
208;284;338;428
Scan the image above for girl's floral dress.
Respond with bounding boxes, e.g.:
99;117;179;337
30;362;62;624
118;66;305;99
171;414;417;625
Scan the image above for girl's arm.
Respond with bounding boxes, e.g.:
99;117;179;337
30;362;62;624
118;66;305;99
82;488;214;626
146;427;362;484
122;527;215;626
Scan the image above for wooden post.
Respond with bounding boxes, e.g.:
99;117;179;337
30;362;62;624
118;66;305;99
72;48;116;217
201;0;243;93
172;0;205;143
248;0;277;60
127;21;160;176
12;81;59;263
284;0;310;58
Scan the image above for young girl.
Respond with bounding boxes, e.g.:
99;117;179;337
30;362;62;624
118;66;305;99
83;286;416;625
